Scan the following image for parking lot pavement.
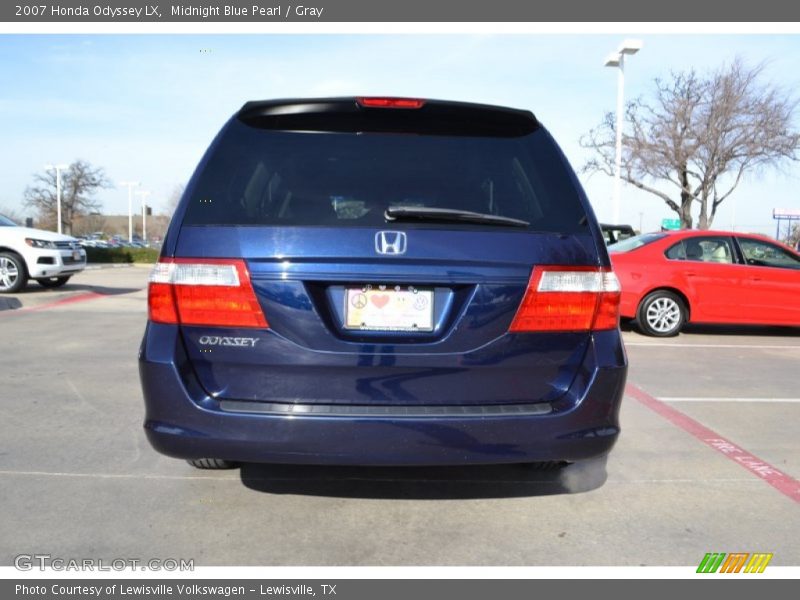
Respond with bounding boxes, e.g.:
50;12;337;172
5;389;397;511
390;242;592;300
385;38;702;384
0;264;143;311
1;268;798;566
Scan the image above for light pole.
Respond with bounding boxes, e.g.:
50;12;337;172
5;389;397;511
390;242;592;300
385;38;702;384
136;190;151;243
119;181;141;243
44;164;68;234
604;39;643;225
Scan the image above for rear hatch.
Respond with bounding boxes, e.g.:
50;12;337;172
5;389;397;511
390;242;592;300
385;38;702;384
162;98;608;407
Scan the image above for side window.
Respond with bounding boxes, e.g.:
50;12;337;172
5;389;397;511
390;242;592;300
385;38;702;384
665;241;686;260
682;237;736;264
738;238;800;270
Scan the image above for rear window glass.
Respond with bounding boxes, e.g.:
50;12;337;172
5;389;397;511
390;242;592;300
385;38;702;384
181;119;588;233
665;241;686;260
609;233;666;253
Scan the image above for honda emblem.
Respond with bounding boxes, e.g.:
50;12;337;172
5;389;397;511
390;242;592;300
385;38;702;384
375;231;407;255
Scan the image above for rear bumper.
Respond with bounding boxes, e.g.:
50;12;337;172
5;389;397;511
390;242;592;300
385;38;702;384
139;325;627;466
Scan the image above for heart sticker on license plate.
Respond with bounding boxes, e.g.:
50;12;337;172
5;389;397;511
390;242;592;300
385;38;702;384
345;286;434;332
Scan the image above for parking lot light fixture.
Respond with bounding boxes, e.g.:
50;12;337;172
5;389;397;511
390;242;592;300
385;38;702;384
604;39;643;225
136;190;152;243
44;164;68;234
119;181;141;243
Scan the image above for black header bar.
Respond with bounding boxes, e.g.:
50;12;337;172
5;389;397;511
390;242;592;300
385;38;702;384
3;0;800;22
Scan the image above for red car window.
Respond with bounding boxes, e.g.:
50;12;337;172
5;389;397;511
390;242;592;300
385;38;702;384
738;238;800;270
665;241;686;260
667;236;737;264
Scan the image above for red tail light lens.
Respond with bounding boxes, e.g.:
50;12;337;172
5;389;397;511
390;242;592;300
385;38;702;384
148;259;268;329
509;267;621;332
356;97;426;109
148;281;179;324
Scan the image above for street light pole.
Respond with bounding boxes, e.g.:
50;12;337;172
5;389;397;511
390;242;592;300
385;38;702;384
119;181;140;243
613;54;625;225
604;39;643;225
136;190;151;243
44;164;68;234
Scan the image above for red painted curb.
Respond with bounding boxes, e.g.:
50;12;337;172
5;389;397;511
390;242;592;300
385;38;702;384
0;291;105;315
626;383;800;504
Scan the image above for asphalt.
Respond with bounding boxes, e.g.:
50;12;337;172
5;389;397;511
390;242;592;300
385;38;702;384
0;268;797;566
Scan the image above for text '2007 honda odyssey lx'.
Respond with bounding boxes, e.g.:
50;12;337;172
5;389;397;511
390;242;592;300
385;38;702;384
139;97;627;470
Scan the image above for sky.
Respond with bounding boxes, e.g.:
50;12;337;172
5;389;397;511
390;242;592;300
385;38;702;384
1;33;800;236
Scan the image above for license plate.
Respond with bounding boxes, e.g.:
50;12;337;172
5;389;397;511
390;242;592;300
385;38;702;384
344;286;434;332
72;250;81;260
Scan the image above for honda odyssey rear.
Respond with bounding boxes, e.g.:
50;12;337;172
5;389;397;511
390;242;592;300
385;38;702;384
139;97;627;469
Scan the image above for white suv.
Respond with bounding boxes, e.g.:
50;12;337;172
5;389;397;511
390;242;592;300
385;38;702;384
0;214;87;293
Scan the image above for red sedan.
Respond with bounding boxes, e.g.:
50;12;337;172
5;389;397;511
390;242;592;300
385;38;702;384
610;230;800;336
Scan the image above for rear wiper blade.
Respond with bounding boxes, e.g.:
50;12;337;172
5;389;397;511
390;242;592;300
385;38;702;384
385;206;529;228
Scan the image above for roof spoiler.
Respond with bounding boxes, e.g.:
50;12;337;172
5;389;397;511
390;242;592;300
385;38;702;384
236;97;539;137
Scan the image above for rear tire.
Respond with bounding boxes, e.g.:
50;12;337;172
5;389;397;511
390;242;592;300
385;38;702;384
36;276;71;288
186;458;239;469
636;290;686;337
0;252;27;294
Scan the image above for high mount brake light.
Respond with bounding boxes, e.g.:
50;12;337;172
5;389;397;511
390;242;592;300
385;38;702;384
509;266;621;333
356;97;426;109
148;259;268;329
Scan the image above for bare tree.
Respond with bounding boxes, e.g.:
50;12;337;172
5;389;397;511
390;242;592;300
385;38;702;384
144;214;172;241
0;205;26;225
581;60;800;229
72;213;108;237
23;160;111;235
789;223;800;249
165;183;185;216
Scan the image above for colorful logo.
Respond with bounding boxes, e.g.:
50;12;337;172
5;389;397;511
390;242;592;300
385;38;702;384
697;552;773;573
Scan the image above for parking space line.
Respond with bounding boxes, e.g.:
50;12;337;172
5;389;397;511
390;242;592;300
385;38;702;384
613;478;757;483
626;383;800;504
625;342;800;349
661;397;800;403
0;470;238;481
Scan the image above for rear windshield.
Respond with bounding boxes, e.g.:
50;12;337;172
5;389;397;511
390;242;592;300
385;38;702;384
609;233;666;253
181;119;588;233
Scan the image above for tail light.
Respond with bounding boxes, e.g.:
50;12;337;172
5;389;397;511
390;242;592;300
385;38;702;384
148;258;267;328
509;266;621;333
356;97;426;109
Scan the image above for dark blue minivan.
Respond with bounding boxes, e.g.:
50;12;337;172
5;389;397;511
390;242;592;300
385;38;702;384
139;97;627;470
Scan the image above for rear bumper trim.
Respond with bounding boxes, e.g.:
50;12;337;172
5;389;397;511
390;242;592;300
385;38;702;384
218;399;553;418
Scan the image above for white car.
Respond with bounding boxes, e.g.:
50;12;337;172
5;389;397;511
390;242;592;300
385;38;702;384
0;214;87;293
